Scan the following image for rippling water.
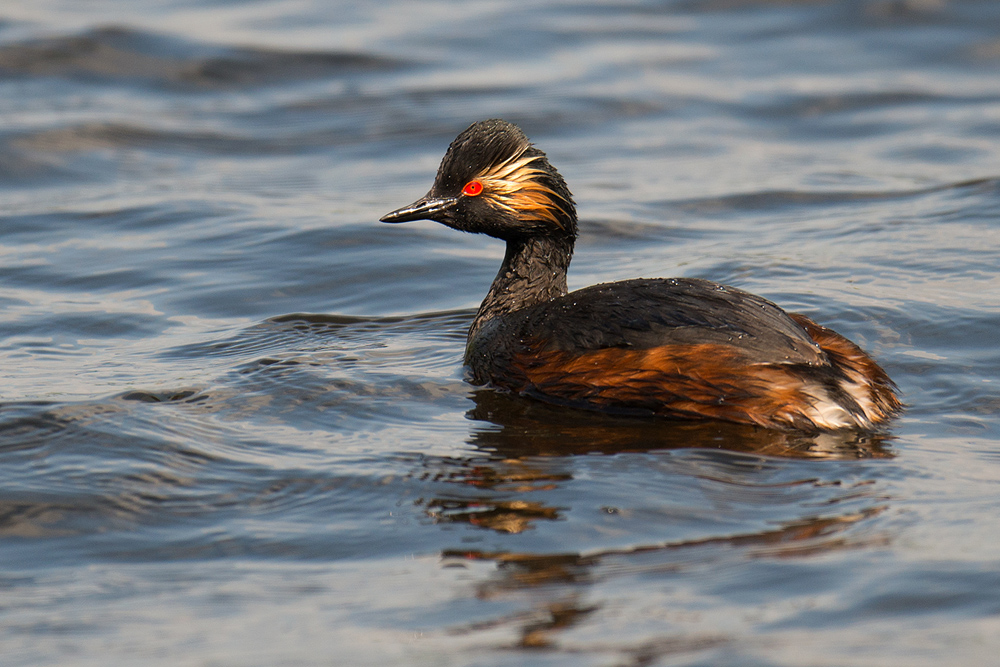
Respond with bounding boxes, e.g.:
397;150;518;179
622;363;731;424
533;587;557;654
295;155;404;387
1;1;999;665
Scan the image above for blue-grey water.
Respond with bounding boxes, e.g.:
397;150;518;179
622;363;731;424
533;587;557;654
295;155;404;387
1;1;999;665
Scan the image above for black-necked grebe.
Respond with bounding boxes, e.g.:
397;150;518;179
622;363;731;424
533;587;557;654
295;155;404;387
381;119;900;431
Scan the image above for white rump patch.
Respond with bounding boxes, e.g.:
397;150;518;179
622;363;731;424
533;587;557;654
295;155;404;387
799;374;877;430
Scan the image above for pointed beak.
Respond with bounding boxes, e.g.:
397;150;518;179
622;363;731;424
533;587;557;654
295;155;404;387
380;195;457;224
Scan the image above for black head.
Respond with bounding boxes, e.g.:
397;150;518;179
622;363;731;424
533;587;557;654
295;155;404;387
380;119;577;240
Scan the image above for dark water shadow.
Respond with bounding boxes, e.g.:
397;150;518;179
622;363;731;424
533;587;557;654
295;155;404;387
657;176;1000;218
0;25;405;90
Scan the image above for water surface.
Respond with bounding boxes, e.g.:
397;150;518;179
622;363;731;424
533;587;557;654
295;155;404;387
1;0;999;665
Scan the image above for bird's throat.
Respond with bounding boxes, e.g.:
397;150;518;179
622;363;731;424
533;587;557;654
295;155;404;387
469;235;574;342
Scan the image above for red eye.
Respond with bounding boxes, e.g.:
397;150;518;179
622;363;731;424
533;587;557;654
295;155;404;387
462;180;483;196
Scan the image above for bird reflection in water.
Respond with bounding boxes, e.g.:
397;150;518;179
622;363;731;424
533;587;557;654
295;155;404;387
413;390;894;653
441;507;886;651
420;390;893;534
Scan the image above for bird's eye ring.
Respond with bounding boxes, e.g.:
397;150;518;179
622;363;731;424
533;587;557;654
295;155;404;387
462;180;484;197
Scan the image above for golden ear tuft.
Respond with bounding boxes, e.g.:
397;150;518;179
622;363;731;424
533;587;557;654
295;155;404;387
476;148;572;229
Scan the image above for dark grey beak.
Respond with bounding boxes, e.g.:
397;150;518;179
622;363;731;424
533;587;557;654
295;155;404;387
380;195;457;224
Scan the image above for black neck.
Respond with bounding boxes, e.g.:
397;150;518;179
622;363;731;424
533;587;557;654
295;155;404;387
469;234;574;340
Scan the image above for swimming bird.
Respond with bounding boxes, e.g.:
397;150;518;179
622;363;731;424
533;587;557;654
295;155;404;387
381;119;900;431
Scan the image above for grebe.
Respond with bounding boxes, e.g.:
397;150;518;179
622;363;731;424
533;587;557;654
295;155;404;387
381;119;900;431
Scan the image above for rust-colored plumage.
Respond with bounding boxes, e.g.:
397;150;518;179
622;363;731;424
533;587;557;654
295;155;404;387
502;331;900;431
512;342;816;427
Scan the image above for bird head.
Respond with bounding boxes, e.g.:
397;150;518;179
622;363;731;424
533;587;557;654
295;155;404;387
381;119;577;240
